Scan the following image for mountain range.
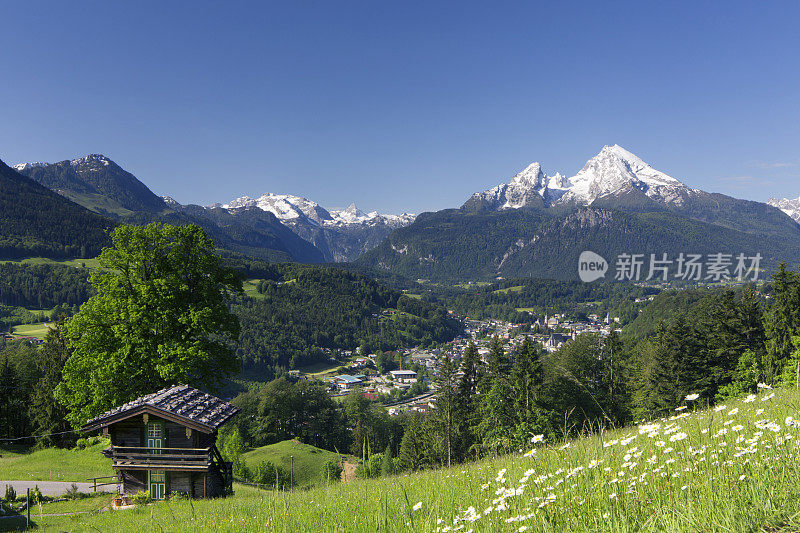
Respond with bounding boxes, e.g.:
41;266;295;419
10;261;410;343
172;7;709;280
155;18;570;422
359;145;800;281
213;193;414;262
11;155;415;263
7;145;800;283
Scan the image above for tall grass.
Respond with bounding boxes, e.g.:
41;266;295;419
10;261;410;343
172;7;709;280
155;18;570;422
21;387;800;532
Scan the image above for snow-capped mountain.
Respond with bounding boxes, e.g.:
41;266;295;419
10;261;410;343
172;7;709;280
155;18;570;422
219;193;333;225
217;193;414;229
768;196;800;223
465;145;697;210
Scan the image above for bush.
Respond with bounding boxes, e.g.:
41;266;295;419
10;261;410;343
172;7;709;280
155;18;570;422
132;491;151;505
232;456;250;480
251;460;291;489
65;483;80;500
73;438;88;450
4;485;16;503
323;459;343;482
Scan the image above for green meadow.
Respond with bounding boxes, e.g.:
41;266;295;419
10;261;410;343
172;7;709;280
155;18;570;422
241;440;355;488
0;440;111;482
6;387;800;531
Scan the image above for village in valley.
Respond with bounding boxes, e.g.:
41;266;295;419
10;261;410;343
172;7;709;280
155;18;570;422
318;308;630;416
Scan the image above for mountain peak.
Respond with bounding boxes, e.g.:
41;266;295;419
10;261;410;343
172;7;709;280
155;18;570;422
71;154;114;168
465;145;692;210
510;162;545;187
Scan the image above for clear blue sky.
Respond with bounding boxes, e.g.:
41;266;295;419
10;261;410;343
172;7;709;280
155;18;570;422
2;1;799;214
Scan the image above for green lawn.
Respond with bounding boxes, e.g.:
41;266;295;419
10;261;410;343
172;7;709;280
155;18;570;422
0;257;100;269
0;440;112;482
241;440;354;488
11;323;52;340
9;389;800;531
298;361;342;377
493;285;523;294
242;279;266;300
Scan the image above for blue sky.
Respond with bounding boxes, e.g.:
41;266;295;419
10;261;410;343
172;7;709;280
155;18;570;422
2;1;799;214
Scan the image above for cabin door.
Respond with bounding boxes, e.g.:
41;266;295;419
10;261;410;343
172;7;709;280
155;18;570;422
148;471;166;500
147;422;164;455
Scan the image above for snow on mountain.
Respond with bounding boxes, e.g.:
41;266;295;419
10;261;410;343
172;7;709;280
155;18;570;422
467;144;696;210
12;161;49;172
221;193;333;225
14;155;114;174
218;194;414;228
768;196;800;223
161;196;181;208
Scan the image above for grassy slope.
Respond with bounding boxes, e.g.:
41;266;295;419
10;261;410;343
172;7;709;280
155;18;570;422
0;257;100;269
10;323;52;340
12;388;800;532
0;440;112;482
241;440;352;488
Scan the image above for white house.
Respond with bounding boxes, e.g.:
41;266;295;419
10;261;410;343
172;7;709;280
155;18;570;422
389;370;417;383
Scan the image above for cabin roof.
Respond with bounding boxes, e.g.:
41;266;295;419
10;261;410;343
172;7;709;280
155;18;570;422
82;384;239;433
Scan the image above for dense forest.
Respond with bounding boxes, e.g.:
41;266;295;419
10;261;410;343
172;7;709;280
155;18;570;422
0;263;93;308
231;263;462;374
419;278;657;323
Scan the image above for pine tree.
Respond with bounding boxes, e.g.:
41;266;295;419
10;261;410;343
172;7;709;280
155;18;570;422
398;414;426;471
764;264;800;382
431;351;458;466
511;336;544;423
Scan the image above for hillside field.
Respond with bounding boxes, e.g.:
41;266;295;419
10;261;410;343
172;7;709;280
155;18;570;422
0;439;111;482
241;440;356;488
7;387;800;531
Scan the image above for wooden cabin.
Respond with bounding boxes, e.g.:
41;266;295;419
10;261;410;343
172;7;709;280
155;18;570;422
82;384;239;499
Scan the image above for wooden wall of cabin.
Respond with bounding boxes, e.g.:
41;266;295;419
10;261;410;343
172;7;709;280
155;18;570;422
167;471;194;497
190;470;224;498
110;415;203;449
110;419;143;447
165;421;196;448
120;470;146;495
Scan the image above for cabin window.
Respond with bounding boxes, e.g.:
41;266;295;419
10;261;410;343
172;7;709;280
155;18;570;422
147;422;164;454
149;471;166;500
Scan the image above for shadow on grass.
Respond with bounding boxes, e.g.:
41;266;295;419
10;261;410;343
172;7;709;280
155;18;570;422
0;515;37;532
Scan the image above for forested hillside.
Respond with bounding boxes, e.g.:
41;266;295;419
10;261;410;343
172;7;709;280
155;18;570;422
357;208;552;281
359;205;800;283
424;278;656;323
0;159;114;259
231;263;462;374
0;262;93;308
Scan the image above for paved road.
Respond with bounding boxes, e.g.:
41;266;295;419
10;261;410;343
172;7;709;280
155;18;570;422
0;481;103;496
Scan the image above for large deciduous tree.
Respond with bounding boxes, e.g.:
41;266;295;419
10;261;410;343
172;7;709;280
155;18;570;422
55;223;242;427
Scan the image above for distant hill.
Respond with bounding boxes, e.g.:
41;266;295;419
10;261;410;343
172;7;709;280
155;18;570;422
229;262;463;373
0;158;113;259
16;155;168;215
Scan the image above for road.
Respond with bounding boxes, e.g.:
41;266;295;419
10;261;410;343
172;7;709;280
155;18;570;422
0;481;102;496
